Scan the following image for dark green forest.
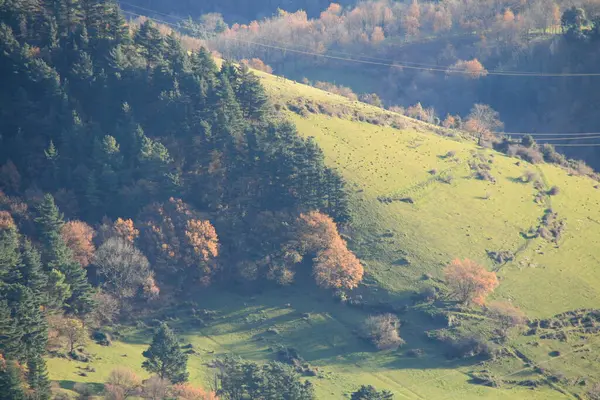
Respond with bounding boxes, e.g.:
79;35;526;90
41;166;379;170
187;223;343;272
0;0;356;397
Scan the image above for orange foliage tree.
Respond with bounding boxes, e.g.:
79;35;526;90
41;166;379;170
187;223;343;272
295;211;364;290
172;383;219;400
113;218;139;244
61;221;96;267
0;210;15;229
371;26;385;44
138;198;219;285
444;259;498;305
448;58;488;79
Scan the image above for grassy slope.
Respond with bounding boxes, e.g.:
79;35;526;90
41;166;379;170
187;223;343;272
48;70;600;399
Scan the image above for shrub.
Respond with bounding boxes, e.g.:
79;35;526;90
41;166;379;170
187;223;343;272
415;286;438;303
314;81;358;101
508;145;544;164
521;170;539;183
359;93;383;108
361;314;405;350
541;144;567;165
548;186;560;196
486;301;527;335
446;333;499;359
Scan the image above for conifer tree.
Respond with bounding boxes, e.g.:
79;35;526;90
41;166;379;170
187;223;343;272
142;323;188;383
0;300;19;358
236;63;269;120
0;359;25;400
0;284;47;363
26;355;51;400
35;194;93;315
18;239;48;297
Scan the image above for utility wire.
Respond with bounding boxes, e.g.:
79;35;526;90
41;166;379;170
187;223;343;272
121;10;600;77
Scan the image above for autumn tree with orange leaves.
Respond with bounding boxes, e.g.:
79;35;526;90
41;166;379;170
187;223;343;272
138;198;219;286
61;221;96;267
172;383;219;400
113;218;139;244
295;211;363;290
444;259;498;305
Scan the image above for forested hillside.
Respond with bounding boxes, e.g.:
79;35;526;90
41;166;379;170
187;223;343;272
3;0;600;399
196;0;600;168
0;0;363;397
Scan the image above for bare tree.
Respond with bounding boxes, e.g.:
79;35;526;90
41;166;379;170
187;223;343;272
105;368;142;399
141;376;170;400
94;237;152;299
464;104;504;145
361;314;405;350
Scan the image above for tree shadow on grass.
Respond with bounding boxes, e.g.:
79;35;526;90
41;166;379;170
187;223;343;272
58;380;104;393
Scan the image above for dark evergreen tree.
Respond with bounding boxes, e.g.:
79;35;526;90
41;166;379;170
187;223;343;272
236;63;269;120
0;284;47;363
26;355;51;400
142;323;188;383
134;20;164;64
0;300;19;358
351;385;394;400
17;240;47;297
0;359;25;400
35;194;93;315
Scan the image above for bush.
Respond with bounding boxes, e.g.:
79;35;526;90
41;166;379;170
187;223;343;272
541;144;567;165
521;170;539;183
414;286;438;303
361;314;405;350
314;81;358;101
508;145;544;164
548;186;560;196
446;333;499;359
485;301;527;334
92;330;112;346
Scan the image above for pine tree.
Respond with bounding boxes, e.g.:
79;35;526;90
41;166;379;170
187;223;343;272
236;63;269;120
0;300;19;358
18;240;48;297
0;359;25;400
35;194;66;257
164;32;188;74
26;356;51;400
0;284;47;363
190;47;217;78
35;194;93;315
134;20;164;63
142;323;188;383
106;1;129;44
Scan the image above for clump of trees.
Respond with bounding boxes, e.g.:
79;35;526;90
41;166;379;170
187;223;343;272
444;259;499;306
295;211;364;290
351;385;394;400
216;356;315;399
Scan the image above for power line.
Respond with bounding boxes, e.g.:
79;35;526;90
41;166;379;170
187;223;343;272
120;1;182;20
552;143;600;147
122;9;600;77
527;135;600;141
506;132;600;136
